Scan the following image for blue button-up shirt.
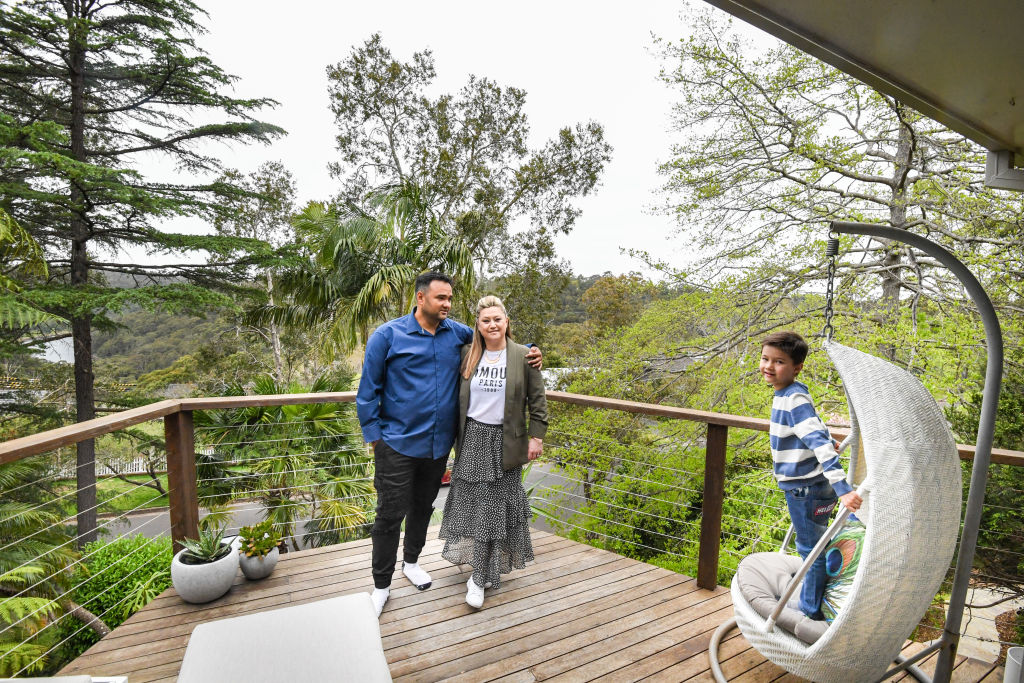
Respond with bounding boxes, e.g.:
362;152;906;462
356;310;474;459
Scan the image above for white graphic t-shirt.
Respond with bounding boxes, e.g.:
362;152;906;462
467;348;507;425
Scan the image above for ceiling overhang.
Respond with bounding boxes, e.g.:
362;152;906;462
702;0;1024;190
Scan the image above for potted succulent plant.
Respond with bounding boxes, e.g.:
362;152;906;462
237;520;282;580
170;524;238;604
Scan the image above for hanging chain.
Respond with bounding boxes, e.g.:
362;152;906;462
822;233;839;340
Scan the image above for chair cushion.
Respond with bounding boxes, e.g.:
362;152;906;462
177;593;392;682
734;552;829;644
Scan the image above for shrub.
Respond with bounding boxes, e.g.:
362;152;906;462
58;534;172;661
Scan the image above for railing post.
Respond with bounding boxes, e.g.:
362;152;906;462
165;410;198;553
698;423;728;590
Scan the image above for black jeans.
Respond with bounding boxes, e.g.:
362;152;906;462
371;440;449;589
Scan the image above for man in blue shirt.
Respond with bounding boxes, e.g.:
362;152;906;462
357;272;540;617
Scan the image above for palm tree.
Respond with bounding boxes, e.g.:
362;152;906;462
196;374;375;551
250;181;476;354
0;459;108;676
0;208;60;330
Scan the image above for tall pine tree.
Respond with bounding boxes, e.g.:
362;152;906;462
0;0;285;544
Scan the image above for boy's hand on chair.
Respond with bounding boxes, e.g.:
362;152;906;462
840;491;863;512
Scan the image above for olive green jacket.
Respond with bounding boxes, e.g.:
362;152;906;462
456;341;548;471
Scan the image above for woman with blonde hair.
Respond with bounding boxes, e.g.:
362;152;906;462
439;295;548;608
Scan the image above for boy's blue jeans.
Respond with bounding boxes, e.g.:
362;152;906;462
784;479;838;620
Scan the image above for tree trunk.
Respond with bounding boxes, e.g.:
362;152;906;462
62;600;111;638
266;272;284;383
879;102;915;360
68;8;97;546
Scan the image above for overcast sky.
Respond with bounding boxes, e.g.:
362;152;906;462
175;0;705;277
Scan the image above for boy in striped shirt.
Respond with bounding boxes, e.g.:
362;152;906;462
760;331;862;620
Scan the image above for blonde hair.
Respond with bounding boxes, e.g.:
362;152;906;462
461;295;513;379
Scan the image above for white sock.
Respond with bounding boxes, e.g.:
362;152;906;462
370;587;389;617
402;561;432;590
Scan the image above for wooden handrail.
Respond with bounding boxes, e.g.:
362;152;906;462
2;386;1022;587
2;389;1022;467
0;400;181;465
547;391;1024;467
177;392;356;411
0;393;358;464
546;391;772;431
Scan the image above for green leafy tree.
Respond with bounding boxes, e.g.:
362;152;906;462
0;0;284;543
0;459;109;676
256;182;475;352
196;373;374;551
0;194;63;362
212;161;298;382
0;207;56;330
948;352;1024;603
581;273;660;336
326;33;612;273
650;11;1024;366
487;228;572;349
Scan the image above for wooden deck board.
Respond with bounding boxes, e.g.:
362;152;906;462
60;527;1006;682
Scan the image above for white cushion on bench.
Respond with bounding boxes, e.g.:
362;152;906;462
177;593;392;682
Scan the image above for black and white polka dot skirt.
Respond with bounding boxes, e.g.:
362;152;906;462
439;418;534;588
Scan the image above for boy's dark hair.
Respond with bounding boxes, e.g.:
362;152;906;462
414;271;453;293
761;331;808;365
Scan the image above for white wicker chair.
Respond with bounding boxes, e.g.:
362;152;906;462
717;341;962;682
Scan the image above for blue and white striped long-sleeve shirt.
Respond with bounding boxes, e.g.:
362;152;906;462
769;381;853;496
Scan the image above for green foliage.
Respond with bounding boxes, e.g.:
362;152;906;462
650;9;1024;371
581;273;661;336
536;278;1017;590
213;162;297;248
238;521;281;558
0;206;61;333
0;567;59;676
948;352;1024;594
486;229;572;349
93;309;234;382
255;184;476;353
0;0;286;319
59;535;173;660
0;458;83;676
0;0;286;541
180;526;232;564
195;373;375;550
0;295;61;331
0;640;50;677
135;336;260;394
327;34;611;248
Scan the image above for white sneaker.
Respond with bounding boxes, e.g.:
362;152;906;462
466;577;485;609
402;561;432;590
370;587;389;617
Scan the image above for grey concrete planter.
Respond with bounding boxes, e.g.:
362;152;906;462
239;546;279;580
171;542;238;604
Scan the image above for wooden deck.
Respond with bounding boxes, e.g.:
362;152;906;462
62;529;1005;682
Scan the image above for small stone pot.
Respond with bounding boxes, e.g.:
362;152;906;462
239;546;279;580
171;542;238;604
